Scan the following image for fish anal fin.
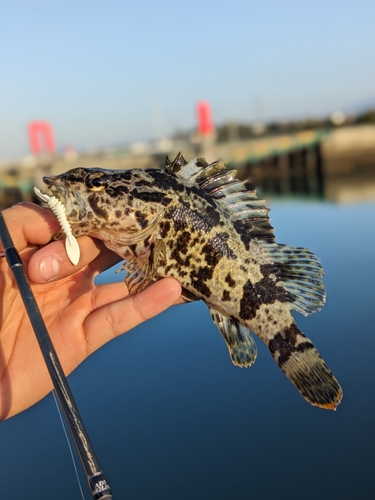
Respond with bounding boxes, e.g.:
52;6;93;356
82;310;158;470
210;308;257;367
268;323;343;410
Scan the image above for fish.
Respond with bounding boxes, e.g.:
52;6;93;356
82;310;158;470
37;153;343;410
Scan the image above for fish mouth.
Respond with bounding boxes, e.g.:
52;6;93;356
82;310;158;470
42;176;68;201
34;176;87;221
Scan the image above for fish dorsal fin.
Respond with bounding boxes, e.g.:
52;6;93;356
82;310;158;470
166;154;275;243
210;308;257;367
258;241;326;317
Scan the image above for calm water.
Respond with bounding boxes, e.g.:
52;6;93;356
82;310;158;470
0;198;374;499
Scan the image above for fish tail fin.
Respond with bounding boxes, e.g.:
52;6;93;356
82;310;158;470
267;323;342;410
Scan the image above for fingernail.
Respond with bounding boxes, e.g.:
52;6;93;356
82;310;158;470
39;255;60;281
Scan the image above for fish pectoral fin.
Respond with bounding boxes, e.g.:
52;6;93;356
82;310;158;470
119;209;166;246
123;239;167;294
210;308;257;367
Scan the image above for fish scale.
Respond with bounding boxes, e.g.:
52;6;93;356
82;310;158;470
35;153;343;410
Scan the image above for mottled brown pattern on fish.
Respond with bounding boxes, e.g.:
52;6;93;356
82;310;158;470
268;322;314;366
40;155;342;410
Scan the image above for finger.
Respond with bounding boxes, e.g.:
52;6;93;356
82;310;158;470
1;202;61;252
83;278;182;353
89;244;123;276
28;236;121;283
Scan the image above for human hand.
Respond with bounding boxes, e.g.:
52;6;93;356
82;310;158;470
0;202;182;420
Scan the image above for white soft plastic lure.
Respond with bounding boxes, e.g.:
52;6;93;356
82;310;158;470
33;186;80;265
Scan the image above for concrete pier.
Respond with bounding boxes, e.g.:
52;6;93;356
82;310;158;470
0;125;374;208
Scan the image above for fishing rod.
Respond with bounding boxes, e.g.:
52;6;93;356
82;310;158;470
0;212;113;500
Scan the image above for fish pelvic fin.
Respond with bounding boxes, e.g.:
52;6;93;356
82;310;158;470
210;308;257;367
267;322;342;410
122;238;167;294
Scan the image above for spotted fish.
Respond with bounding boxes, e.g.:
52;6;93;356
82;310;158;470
38;154;342;409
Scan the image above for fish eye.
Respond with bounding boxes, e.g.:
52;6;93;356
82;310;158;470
84;173;109;192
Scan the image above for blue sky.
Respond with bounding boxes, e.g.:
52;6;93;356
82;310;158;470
0;0;374;160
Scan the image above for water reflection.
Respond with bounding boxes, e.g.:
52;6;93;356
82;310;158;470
239;155;375;204
323;172;375;203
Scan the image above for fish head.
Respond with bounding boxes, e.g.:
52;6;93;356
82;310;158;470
41;167;172;245
42;167;117;226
